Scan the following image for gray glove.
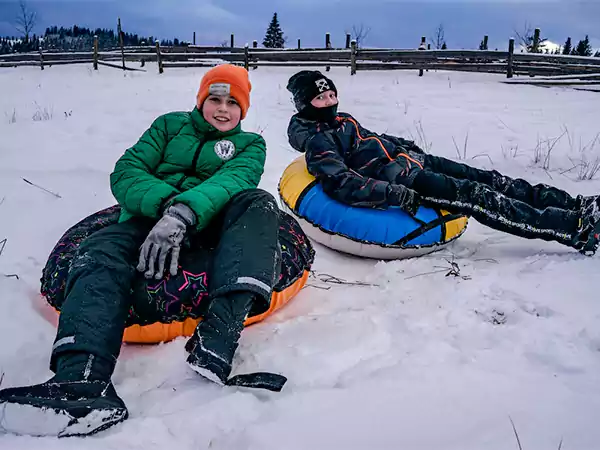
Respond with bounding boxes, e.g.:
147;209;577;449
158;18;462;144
137;203;196;279
388;184;421;216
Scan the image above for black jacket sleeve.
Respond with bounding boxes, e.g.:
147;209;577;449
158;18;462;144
304;132;419;211
380;133;425;154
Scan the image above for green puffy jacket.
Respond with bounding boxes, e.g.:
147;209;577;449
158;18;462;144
110;108;266;231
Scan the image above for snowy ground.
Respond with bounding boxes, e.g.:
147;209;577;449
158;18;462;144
1;63;600;450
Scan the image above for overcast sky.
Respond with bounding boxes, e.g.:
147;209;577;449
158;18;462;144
0;0;598;51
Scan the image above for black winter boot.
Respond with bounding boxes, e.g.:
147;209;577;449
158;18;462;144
575;194;599;211
0;353;127;437
574;196;600;255
186;292;288;392
185;292;253;385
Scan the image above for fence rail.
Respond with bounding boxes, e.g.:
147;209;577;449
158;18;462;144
2;42;599;80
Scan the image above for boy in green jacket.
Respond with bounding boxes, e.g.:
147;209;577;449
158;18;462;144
0;64;284;437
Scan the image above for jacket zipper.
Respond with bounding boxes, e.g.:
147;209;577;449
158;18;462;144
176;139;206;190
190;140;205;172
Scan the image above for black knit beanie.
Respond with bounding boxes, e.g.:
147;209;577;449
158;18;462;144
286;70;337;112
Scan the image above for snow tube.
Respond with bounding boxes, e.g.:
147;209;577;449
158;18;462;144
40;205;314;344
278;156;468;259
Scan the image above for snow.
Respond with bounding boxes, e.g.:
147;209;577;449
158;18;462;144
0;401;126;437
0;403;74;437
526;39;561;54
543;40;561;53
1;63;600;449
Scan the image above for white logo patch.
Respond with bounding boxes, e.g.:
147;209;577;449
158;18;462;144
214;140;236;161
315;78;330;93
209;83;231;96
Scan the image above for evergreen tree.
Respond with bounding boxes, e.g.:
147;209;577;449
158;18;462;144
562;37;572;55
573;35;592;56
595;50;600;58
441;42;447;50
263;12;285;48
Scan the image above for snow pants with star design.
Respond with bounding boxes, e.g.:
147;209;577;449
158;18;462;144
49;189;281;374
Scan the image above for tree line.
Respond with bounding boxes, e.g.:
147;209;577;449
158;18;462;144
0;26;189;55
512;23;598;56
1;8;598;57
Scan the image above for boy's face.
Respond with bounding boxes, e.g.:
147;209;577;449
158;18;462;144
202;94;241;132
310;90;338;109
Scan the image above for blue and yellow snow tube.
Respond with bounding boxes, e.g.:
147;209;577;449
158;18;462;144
278;156;468;259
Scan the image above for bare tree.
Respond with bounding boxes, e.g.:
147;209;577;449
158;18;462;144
513;21;546;53
348;23;371;48
513;21;533;51
15;0;36;43
431;23;446;50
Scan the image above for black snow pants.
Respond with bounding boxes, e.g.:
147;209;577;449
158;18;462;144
409;154;582;247
49;189;281;373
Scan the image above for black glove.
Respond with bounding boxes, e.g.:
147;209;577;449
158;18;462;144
388;184;421;216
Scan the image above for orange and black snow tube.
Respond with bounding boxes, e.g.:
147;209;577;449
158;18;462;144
119;271;310;343
40;205;314;344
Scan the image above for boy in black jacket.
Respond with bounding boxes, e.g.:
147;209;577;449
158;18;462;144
286;70;600;255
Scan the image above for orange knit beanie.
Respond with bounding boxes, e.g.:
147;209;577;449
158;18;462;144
196;64;252;119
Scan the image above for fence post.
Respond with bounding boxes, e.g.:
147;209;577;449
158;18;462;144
418;36;426;77
325;32;331;72
350;40;357;75
507;38;514;78
297;38;301;49
193;32;196;45
93;35;99;70
346;33;351;49
156;40;164;74
532;28;541;53
244;44;249;71
251;42;258;70
230;33;235;48
117;17;126;70
39;46;44;70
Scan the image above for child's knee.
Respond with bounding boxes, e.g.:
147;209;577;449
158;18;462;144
230;189;277;210
74;233;138;272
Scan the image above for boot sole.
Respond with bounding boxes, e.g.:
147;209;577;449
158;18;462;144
0;401;128;437
187;361;226;386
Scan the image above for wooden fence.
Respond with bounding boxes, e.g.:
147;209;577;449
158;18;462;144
2;39;600;79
